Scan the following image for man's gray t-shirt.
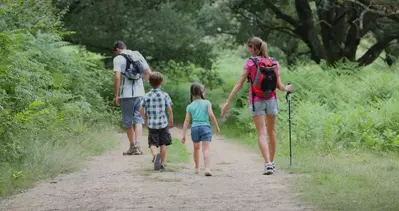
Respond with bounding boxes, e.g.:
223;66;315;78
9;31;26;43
113;49;149;98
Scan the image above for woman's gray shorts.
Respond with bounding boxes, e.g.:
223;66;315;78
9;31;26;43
249;98;278;116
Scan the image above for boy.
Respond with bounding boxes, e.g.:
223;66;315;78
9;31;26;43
140;72;173;171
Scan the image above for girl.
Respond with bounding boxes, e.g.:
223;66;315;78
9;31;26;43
221;37;292;175
182;82;220;176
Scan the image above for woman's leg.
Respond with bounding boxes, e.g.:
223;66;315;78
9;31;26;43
266;115;277;162
253;115;271;163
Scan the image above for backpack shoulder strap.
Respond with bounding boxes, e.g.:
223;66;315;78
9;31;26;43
247;57;259;84
249;57;259;70
120;53;135;64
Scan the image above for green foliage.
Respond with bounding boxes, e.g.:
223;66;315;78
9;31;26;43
216;51;399;210
55;0;217;69
214;50;399;152
0;0;63;33
0;0;118;196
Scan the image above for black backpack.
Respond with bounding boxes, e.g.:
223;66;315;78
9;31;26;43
120;53;145;81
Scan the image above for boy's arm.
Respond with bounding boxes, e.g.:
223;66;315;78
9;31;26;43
207;102;220;133
167;106;173;128
165;93;173;128
181;112;191;144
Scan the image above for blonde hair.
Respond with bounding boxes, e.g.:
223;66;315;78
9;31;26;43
247;37;268;57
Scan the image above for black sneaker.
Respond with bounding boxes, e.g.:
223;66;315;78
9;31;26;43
160;164;166;172
154;153;161;170
263;163;274;175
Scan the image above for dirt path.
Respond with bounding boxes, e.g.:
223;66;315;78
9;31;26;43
0;128;312;211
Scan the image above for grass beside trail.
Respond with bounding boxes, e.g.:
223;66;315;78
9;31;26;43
220;125;399;211
167;138;191;164
0;127;118;196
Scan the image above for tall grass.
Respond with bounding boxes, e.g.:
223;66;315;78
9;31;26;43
0;128;118;196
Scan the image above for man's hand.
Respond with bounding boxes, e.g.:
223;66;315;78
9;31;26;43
115;96;120;107
181;136;186;144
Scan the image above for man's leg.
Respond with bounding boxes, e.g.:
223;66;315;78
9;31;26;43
120;98;137;155
134;124;143;151
132;97;144;155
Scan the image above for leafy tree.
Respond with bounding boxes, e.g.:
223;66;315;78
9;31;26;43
213;0;399;66
53;0;217;69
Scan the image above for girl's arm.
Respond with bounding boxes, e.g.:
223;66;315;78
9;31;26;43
208;103;220;133
181;112;191;144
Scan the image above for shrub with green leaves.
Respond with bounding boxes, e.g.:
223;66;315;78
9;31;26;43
0;0;118;195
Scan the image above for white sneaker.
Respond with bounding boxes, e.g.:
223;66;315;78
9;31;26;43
195;168;199;174
264;163;274;175
205;168;212;176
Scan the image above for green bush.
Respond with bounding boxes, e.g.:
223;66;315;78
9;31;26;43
0;0;118;196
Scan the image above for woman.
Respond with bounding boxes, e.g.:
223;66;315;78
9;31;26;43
221;37;292;175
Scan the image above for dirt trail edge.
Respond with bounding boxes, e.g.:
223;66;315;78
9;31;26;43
0;128;313;211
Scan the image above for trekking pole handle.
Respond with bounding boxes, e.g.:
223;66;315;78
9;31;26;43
285;83;292;101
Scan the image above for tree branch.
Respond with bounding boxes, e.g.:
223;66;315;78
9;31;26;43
357;35;397;66
346;0;399;17
237;10;297;37
263;0;299;27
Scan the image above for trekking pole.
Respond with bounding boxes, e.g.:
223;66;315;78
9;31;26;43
285;83;292;167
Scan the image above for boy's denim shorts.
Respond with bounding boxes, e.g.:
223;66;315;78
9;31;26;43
191;125;212;143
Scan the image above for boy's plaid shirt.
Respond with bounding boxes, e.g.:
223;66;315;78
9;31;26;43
142;88;173;129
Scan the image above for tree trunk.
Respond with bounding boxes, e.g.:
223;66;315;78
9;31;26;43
295;0;325;63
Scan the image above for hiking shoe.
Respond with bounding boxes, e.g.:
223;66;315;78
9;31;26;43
272;162;276;172
134;146;143;155
204;168;212;176
160;164;166;172
195;168;200;174
154;153;161;170
264;163;274;175
122;145;136;156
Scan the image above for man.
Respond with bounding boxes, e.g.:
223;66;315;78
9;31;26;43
113;40;151;155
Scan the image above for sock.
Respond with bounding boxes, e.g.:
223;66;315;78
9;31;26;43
135;141;140;147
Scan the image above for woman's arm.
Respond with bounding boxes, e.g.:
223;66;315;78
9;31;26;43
226;70;249;104
221;70;249;116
